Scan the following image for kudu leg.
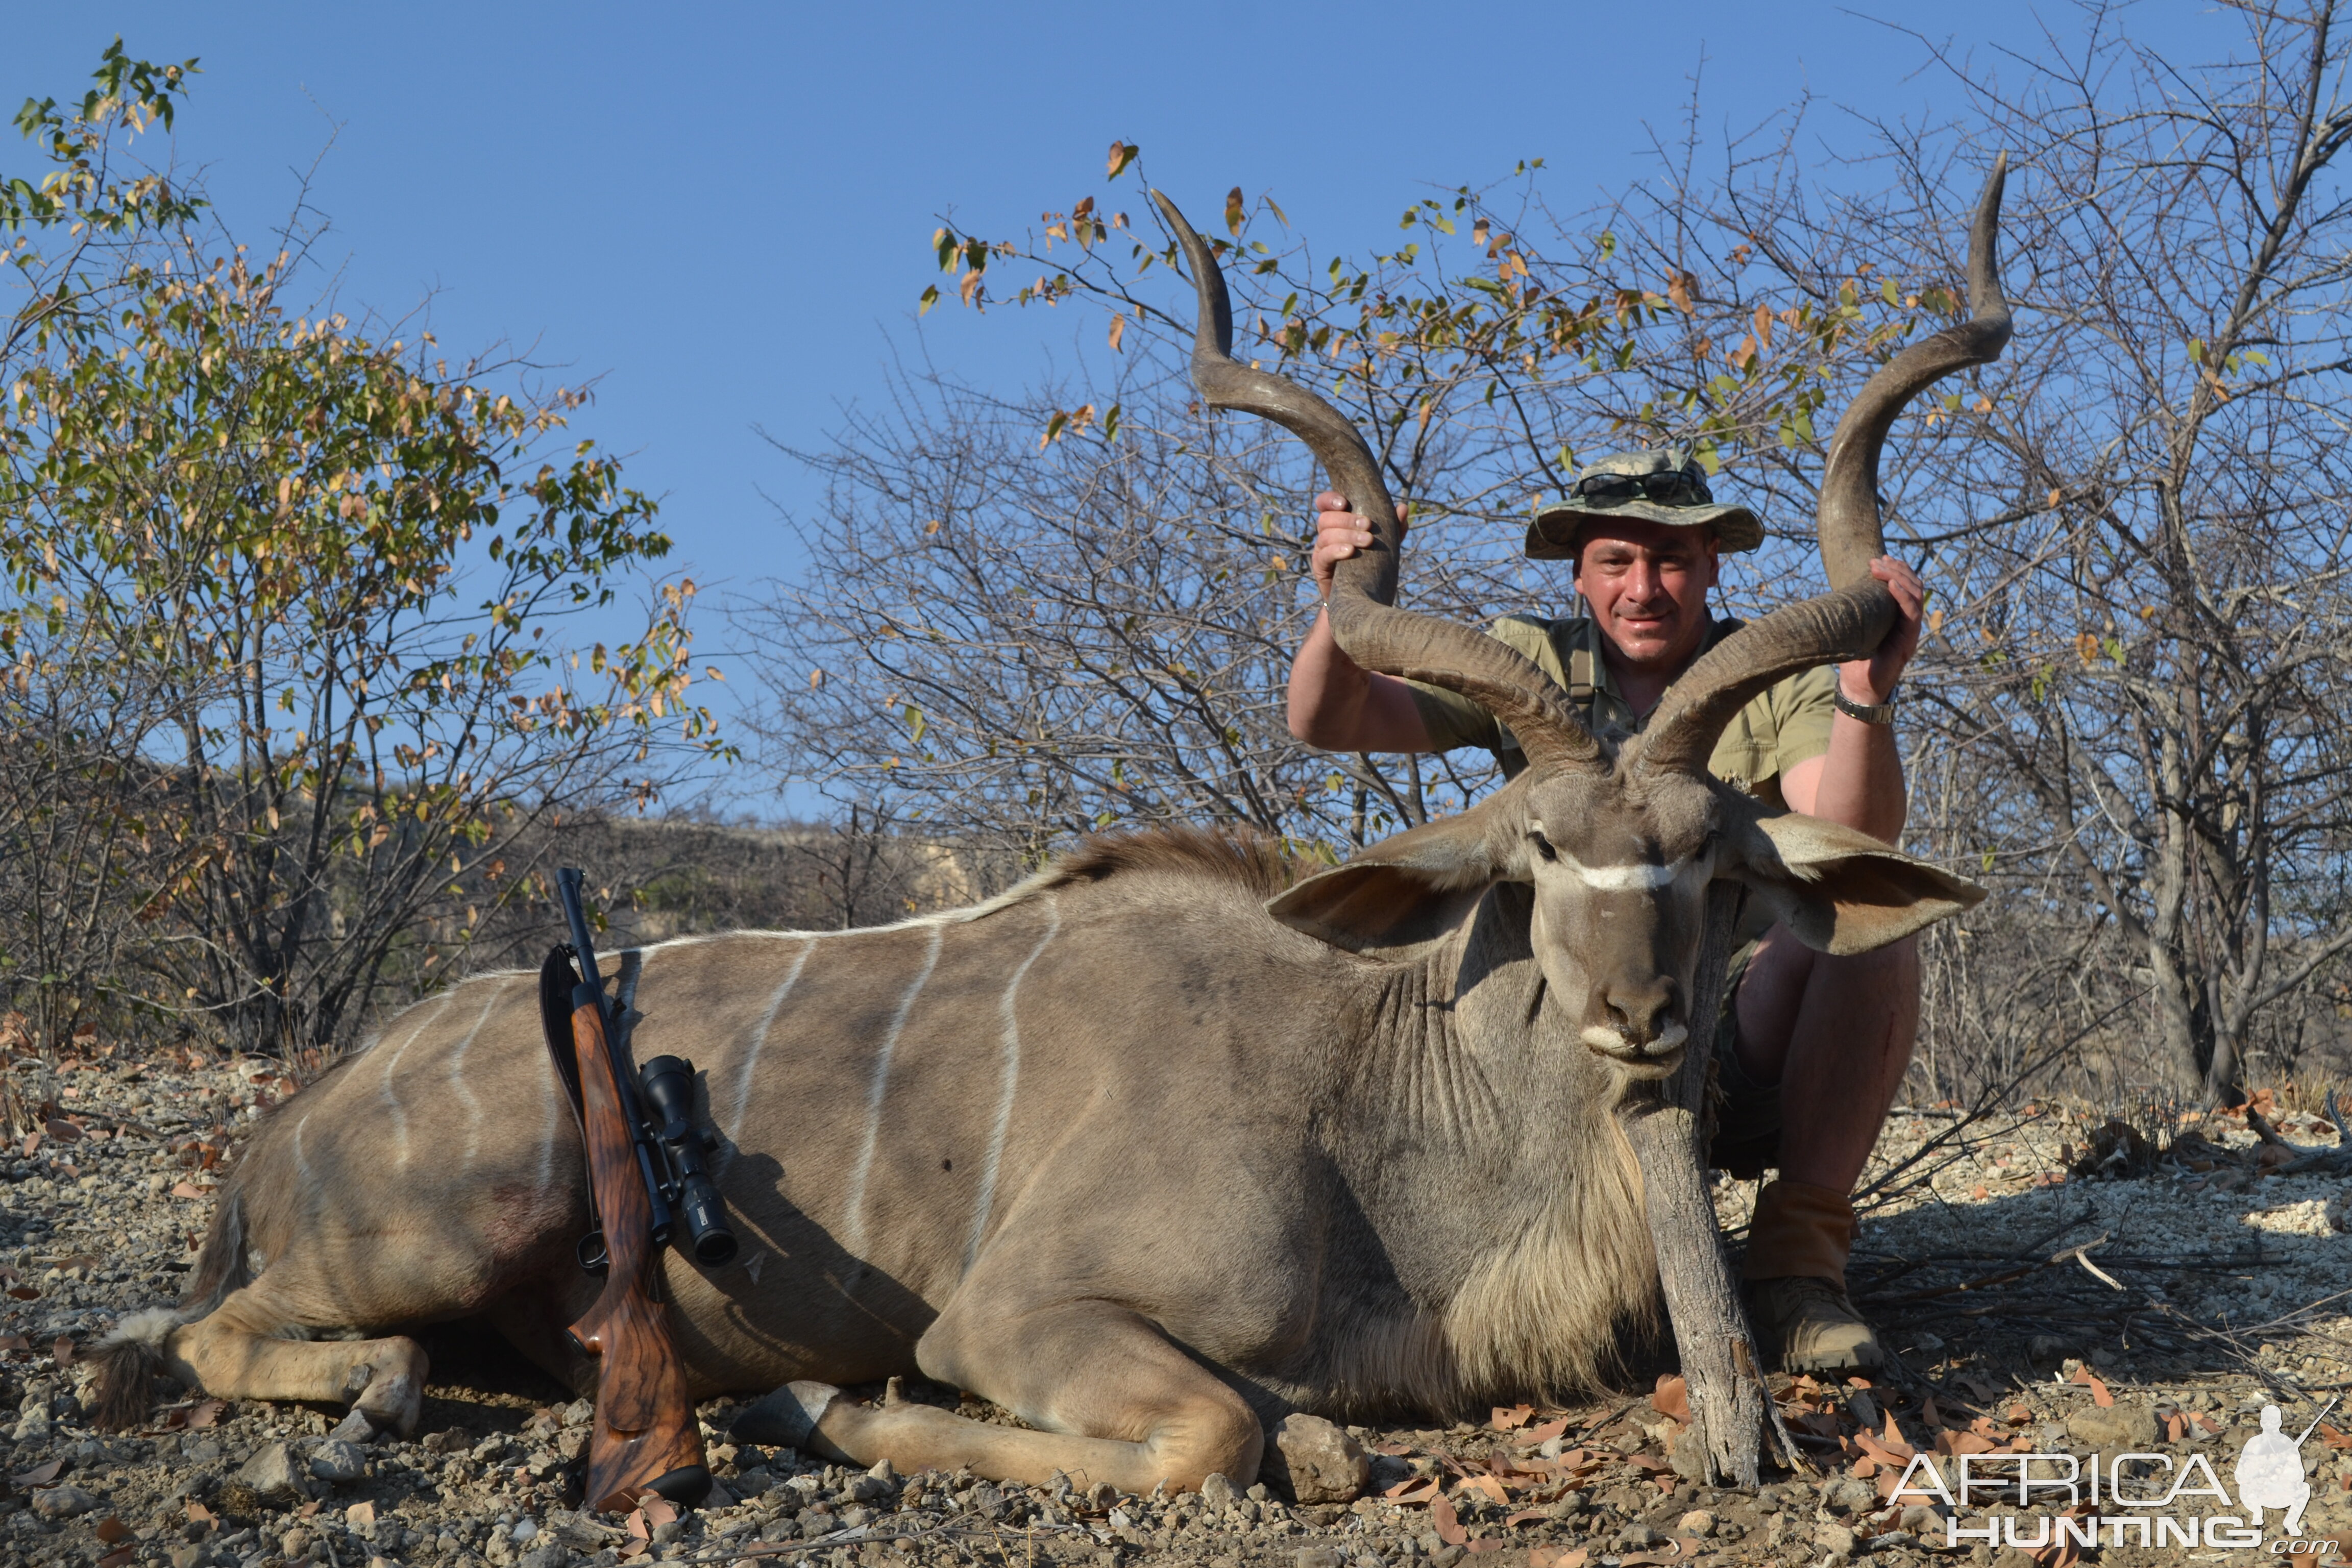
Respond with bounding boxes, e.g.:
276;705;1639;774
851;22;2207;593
163;1284;429;1437
736;1301;1261;1494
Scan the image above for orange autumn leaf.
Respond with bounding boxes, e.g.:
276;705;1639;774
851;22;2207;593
1431;1496;1468;1547
1651;1374;1691;1424
1457;1475;1511;1506
2069;1367;2114;1407
1490;1403;1533;1432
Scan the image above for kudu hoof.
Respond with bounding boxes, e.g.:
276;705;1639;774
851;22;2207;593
732;1380;843;1452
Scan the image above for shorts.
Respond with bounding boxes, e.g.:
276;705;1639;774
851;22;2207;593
1707;938;1782;1180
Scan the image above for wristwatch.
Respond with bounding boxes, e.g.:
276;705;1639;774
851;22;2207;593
1833;682;1899;724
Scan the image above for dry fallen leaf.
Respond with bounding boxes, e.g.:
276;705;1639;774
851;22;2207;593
1457;1474;1510;1506
95;1516;130;1545
1651;1374;1691;1424
1489;1403;1533;1432
1431;1496;1468;1547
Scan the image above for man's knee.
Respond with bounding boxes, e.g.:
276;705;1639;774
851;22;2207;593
1818;932;1918;987
1807;935;1921;1038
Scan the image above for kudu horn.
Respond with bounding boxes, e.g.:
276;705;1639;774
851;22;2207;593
1152;189;1604;775
1631;154;2013;780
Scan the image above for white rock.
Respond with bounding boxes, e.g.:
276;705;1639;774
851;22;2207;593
309;1438;367;1483
1266;1412;1370;1504
31;1484;100;1517
237;1440;307;1499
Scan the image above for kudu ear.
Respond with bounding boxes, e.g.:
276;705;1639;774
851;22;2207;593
1267;790;1528;951
1730;812;1984;955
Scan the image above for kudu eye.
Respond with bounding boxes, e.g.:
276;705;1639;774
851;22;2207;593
1526;830;1558;863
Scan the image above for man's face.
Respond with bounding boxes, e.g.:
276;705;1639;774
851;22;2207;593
1572;519;1719;670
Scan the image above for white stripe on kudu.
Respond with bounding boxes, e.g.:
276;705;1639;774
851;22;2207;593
840;924;944;1259
1528;820;1687;892
726;939;817;1151
378;994;450;1167
444;988;504;1168
1564;856;1681;892
965;898;1061;1270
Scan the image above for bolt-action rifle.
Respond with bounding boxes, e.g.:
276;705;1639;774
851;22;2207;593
538;867;738;1513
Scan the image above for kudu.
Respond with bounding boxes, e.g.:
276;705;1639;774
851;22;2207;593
92;164;2009;1496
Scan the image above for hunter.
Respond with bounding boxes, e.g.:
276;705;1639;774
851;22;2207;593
1286;447;1923;1376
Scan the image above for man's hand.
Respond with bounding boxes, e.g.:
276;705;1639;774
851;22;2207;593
1309;491;1399;597
1839;555;1925;705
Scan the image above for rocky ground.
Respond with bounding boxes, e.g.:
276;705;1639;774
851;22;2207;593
0;1044;2347;1568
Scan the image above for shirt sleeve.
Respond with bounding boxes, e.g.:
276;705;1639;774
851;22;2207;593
1404;678;1505;753
1768;663;1837;777
1402;615;1561;754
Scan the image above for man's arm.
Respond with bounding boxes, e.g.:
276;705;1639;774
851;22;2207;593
1779;556;1921;844
1286;491;1436;751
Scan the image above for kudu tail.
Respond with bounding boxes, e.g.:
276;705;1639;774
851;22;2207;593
87;1182;253;1431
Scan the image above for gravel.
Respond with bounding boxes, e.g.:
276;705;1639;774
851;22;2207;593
1;1046;2347;1567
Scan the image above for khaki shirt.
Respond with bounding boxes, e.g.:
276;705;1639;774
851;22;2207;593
1405;614;1835;811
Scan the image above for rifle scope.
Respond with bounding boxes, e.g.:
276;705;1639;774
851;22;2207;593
639;1055;739;1267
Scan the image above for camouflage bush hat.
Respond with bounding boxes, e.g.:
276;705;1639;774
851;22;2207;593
1525;446;1764;559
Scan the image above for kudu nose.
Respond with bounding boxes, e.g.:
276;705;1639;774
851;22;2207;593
1604;978;1677;1044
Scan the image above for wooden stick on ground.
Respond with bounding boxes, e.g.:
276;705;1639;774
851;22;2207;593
1615;883;1800;1485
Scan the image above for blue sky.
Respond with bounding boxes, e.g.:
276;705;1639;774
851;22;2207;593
7;2;2224;810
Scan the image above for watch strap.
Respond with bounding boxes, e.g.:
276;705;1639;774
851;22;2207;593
1833;683;1899;724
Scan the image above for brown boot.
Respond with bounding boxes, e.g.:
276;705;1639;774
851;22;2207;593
1742;1179;1881;1374
1749;1276;1884;1376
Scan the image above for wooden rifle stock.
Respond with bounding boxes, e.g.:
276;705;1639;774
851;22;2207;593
564;979;709;1513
